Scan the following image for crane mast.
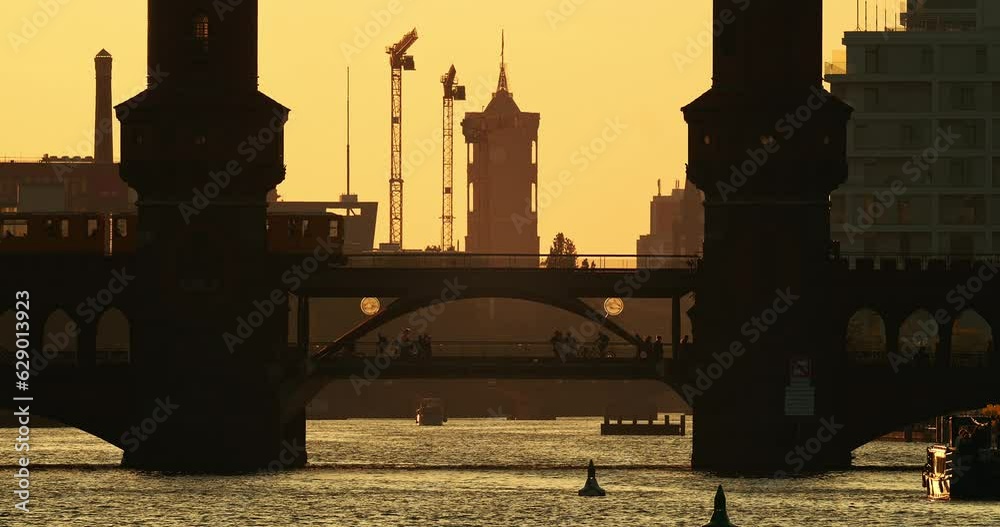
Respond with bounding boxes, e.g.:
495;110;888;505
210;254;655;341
386;29;418;247
440;65;465;251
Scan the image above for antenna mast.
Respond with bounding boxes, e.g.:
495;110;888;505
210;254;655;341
346;67;351;200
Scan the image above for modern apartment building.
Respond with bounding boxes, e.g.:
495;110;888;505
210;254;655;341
826;0;1000;255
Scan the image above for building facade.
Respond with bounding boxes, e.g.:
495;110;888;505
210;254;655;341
827;0;1000;255
636;179;703;257
462;52;540;254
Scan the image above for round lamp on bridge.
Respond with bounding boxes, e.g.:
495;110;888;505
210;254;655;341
604;297;624;317
360;297;381;316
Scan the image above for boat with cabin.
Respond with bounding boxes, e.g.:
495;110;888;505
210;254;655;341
923;415;1000;500
416;397;447;426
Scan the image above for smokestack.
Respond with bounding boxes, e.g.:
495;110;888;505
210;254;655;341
94;49;113;163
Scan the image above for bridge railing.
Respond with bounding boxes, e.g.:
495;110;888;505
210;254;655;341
838;253;1000;272
306;340;671;359
341;253;700;270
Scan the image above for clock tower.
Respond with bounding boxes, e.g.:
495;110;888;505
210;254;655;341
462;38;540;254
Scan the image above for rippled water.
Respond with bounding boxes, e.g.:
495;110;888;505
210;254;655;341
2;419;999;526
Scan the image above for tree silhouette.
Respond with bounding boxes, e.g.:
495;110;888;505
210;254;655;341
545;232;578;268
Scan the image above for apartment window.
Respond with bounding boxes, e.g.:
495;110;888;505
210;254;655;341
87;219;99;238
976;47;987;74
950;159;968;185
921;47;934;73
864;88;880;111
901;125;915;146
898;199;912;224
966;123;979;147
959;87;976;109
865;47;881;74
328;220;339;240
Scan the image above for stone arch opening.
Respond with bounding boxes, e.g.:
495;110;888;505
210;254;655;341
898;309;940;367
951;309;993;368
96;308;130;365
846;308;886;364
43;309;78;365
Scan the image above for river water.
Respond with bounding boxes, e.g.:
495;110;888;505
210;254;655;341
2;418;998;526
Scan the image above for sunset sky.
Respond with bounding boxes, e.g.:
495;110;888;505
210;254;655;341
2;1;867;252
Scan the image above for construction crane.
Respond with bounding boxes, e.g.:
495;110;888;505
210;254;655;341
386;29;418;248
440;65;466;251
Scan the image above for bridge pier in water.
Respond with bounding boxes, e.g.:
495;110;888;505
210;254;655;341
682;0;855;472
114;0;308;472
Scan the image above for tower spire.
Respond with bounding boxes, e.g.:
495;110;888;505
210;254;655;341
497;30;509;93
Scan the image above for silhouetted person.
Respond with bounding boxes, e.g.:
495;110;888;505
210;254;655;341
643;336;654;361
680;334;691;360
654;336;665;360
551;330;564;359
567;334;579;359
596;333;610;358
634;333;643;360
376;333;389;358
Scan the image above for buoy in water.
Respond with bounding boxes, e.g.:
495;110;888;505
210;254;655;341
702;485;737;527
577;459;606;496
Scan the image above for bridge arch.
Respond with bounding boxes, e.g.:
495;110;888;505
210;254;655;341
96;308;131;365
315;294;644;359
951;309;993;368
43;308;79;365
897;308;940;366
845;307;886;364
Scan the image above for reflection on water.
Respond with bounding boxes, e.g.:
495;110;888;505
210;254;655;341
2;418;998;526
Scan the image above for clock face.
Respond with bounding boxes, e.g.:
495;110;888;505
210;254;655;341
360;297;381;316
604;297;624;317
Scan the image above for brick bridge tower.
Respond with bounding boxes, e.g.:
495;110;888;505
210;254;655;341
462;35;540;254
116;0;303;471
683;0;854;472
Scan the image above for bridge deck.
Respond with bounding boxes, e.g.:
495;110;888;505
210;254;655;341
317;357;665;380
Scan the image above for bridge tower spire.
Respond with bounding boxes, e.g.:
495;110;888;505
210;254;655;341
682;0;853;472
116;0;304;472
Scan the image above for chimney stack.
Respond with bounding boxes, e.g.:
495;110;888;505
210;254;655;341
94;49;113;163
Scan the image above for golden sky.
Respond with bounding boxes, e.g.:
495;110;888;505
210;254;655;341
2;1;862;253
